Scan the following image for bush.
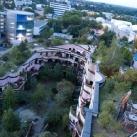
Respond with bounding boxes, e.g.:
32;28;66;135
31;84;46;105
51;38;64;46
2;109;20;132
98;111;112;128
101;100;115;114
3;86;17;110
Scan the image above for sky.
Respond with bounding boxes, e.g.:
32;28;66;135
89;0;137;8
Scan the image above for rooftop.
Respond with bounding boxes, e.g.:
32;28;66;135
6;9;34;15
111;19;132;26
34;19;48;27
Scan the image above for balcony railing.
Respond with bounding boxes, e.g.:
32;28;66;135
69;105;77;122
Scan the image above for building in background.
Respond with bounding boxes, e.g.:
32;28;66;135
50;1;71;17
52;32;73;40
111;19;135;42
6;10;34;45
0;12;6;39
33;19;48;36
3;0;15;9
14;0;32;7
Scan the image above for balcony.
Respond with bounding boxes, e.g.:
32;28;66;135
11;77;25;90
88;68;95;75
85;79;93;88
82;84;91;95
79;108;86;125
69;105;78;123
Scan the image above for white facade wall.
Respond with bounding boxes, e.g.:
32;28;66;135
14;0;32;7
111;19;136;42
6;10;34;45
50;2;71;16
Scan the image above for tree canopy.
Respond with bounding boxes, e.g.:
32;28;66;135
2;109;20;132
3;86;16;110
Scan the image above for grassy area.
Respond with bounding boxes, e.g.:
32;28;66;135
93;118;128;137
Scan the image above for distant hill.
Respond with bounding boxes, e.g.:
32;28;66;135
83;1;137;17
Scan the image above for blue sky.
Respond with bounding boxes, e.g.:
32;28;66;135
89;0;137;8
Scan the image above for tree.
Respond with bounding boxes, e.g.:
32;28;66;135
56;80;74;94
62;113;69;129
52;63;63;80
0;130;9;137
38;64;53;80
65;67;76;83
24;73;37;90
39;131;57;137
53;20;62;33
10;42;31;65
114;81;131;94
24;7;34;12
3;86;16;110
51;38;64;46
32;84;46;105
47;104;63;125
101;100;115;114
100;44;124;76
98;111;112;128
2;109;20;132
44;6;54;14
62;11;82;28
68;25;80;37
134;38;137;49
124;69;137;84
120;47;132;66
55;80;74;106
41;27;53;39
100;31;115;47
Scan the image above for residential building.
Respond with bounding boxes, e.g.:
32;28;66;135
96;17;105;23
33;19;48;36
6;10;34;45
52;33;73;40
14;0;32;7
111;19;135;42
36;4;44;11
3;0;15;9
0;44;104;137
50;1;71;16
132;25;137;33
34;4;45;16
0;12;6;39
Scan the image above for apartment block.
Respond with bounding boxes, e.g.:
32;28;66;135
6;10;34;44
50;1;71;16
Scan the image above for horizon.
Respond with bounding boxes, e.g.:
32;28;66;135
88;0;137;9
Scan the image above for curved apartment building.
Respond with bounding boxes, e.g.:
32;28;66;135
0;44;105;137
